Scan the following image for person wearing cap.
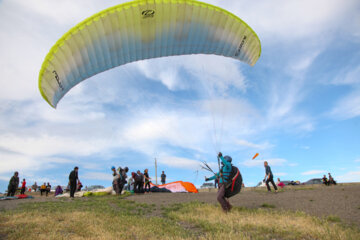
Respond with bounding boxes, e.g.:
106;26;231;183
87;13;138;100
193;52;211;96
7;172;19;196
111;166;121;195
69;167;79;198
205;152;233;212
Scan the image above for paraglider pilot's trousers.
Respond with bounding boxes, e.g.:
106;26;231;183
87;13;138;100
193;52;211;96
266;177;278;191
7;185;17;196
70;181;77;197
217;184;231;211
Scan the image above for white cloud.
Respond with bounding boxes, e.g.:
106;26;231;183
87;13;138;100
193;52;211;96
330;88;360;120
157;156;201;170
355;159;360;163
301;170;326;176
336;171;360;183
213;0;359;42
274;172;287;177
136;55;246;94
82;172;113;181
241;158;287;167
236;139;274;150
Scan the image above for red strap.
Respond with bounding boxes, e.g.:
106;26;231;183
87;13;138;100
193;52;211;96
231;170;240;191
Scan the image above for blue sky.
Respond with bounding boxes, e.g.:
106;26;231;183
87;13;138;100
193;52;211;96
1;0;360;192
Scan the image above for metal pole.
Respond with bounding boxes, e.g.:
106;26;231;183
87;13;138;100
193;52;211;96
155;158;158;185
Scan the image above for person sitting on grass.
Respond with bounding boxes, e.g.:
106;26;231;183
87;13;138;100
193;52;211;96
322;175;329;186
55;185;63;196
40;183;48;196
276;178;285;189
46;182;51;195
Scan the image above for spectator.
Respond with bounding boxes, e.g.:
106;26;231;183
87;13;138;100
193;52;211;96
276;178;285;189
322;175;329;186
46;182;51;194
119;167;129;194
111;166;121;195
77;180;83;191
264;161;278;192
20;178;26;194
40;183;48;196
55;185;63;196
328;173;337;185
161;171;166;185
7;172;19;196
69;167;79;198
135;170;144;193
32;182;38;192
144;169;151;193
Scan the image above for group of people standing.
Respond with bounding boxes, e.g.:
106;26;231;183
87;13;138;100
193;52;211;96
111;167;167;195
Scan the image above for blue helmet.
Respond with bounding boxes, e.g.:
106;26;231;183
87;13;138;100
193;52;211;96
111;166;115;170
224;156;232;162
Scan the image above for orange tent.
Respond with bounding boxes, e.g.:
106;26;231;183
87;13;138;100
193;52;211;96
150;181;198;193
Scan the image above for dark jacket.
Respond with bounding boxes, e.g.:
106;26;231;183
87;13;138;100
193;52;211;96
9;176;19;187
69;170;78;183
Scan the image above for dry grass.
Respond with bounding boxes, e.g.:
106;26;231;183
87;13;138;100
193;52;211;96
165;202;360;240
1;197;359;240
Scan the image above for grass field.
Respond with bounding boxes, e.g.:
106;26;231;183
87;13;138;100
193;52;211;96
1;195;360;240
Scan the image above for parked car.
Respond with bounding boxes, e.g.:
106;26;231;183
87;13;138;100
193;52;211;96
304;178;322;185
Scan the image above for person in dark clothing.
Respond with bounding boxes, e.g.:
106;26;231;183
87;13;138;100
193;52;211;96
118;167;129;194
134;170;144;193
46;182;51;195
328;173;337;185
264;161;277;192
112;166;121;194
7;172;19;196
69;167;79;198
322;175;329;186
20;178;26;194
161;171;166;185
144;169;151;193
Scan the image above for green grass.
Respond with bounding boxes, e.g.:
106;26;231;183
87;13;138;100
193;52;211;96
260;203;276;208
1;197;359;240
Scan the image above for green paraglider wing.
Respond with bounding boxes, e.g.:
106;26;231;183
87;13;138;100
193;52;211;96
39;0;261;108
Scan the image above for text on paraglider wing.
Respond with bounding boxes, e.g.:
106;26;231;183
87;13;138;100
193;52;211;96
53;70;64;91
142;10;155;19
235;35;247;57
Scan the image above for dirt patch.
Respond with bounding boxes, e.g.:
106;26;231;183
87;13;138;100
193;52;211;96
126;184;360;227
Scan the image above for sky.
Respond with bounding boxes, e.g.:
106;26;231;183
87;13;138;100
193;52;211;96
1;0;360;192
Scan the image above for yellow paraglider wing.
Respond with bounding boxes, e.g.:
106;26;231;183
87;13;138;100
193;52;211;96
39;0;261;108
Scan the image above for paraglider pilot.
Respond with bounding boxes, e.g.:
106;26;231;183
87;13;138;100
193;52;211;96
205;152;233;212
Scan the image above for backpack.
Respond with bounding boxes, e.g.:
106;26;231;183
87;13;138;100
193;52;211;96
224;165;242;198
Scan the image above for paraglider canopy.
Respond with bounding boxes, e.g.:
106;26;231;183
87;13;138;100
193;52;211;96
38;0;261;108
